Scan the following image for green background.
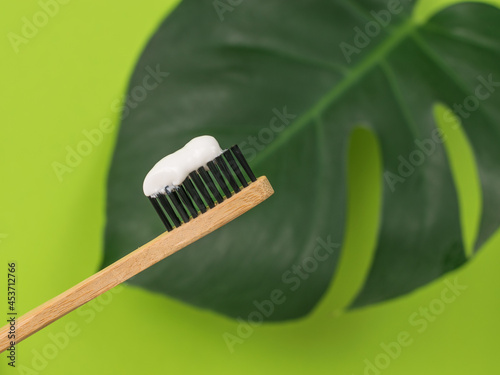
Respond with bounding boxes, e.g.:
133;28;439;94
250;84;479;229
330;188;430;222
1;0;499;374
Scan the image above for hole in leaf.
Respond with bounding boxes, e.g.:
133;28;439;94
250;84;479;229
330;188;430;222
319;127;382;314
433;103;482;258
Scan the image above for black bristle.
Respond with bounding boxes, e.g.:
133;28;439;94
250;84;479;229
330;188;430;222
149;197;173;231
223;150;248;188
168;189;190;223
231;145;256;182
216;155;240;193
184;177;207;213
198;167;224;204
177;185;198;219
189;171;214;209
157;194;181;228
208;160;232;198
148;143;258;229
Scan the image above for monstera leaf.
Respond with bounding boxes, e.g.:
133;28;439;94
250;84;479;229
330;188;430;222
102;0;500;321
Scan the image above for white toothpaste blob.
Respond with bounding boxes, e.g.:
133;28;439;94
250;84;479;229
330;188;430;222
143;135;223;196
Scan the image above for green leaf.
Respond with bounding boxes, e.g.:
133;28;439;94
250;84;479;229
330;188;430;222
102;0;500;320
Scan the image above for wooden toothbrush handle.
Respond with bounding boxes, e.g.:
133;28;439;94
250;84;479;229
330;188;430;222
0;176;274;352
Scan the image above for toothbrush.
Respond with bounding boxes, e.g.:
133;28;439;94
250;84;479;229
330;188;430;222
0;136;274;352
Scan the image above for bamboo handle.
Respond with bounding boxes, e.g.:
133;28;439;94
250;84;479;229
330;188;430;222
0;176;274;352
